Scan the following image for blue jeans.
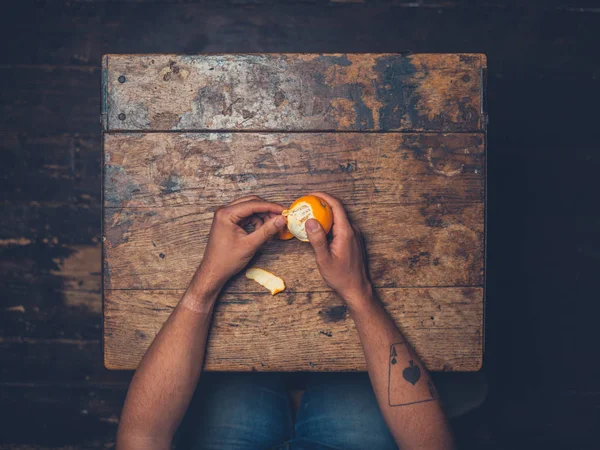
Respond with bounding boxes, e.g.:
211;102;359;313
177;372;487;450
177;373;397;450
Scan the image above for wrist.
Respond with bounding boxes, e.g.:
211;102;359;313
193;262;227;295
341;284;376;310
181;266;223;312
180;284;219;314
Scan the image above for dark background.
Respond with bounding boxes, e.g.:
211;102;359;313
1;0;599;449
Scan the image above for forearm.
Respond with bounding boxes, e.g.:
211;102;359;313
116;272;219;450
348;291;454;450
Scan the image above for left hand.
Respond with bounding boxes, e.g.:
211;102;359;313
191;195;286;297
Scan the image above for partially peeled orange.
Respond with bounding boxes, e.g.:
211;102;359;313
279;195;333;242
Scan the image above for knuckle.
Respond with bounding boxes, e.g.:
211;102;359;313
314;238;328;249
262;224;275;240
329;198;343;208
214;206;228;220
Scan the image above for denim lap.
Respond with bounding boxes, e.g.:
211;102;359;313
178;373;293;450
294;373;397;450
178;372;397;450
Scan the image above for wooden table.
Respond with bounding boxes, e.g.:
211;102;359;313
102;53;486;372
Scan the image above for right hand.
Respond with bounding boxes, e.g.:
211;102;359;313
304;192;373;305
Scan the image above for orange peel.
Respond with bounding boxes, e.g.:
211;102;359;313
277;227;295;240
245;267;286;295
280;195;333;242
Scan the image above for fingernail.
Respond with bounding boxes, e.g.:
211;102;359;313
306;218;319;232
275;215;287;228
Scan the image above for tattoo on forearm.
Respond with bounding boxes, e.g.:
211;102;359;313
388;342;435;407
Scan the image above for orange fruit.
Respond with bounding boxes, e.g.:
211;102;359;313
281;195;333;242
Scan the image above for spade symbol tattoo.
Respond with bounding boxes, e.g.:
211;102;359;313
391;357;397;365
402;360;421;386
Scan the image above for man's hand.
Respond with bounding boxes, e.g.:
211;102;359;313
190;195;286;299
304;192;373;306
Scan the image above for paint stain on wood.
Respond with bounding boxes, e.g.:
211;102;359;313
319;305;348;323
106;53;484;132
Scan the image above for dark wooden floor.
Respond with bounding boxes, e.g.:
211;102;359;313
1;1;599;449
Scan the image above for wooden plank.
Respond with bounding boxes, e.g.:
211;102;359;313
0;134;100;204
1;245;103;340
105;53;485;132
103;203;484;290
0;339;132;384
1;66;595;150
1;279;102;340
2;3;598;81
0;446;109;450
104;287;483;371
0;385;125;446
0;66;100;135
104;132;484;208
0;203;100;245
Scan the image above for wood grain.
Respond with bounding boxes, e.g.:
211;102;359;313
0;338;131;384
0;66;100;135
104;288;483;371
104;132;484;208
1;244;103;341
0;134;100;204
102;52;486;371
0;385;126;446
105;53;485;132
104;203;484;290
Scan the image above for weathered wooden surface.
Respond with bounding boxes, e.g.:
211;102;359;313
1;134;100;204
104;132;484;208
102;53;485;371
0;384;126;447
105;288;483;371
3;0;600;447
0;66;101;135
104;53;485;132
0;338;131;383
104;203;484;290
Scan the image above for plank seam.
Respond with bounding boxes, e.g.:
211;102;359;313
103;129;486;134
104;285;484;292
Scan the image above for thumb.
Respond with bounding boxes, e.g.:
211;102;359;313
248;214;287;247
305;218;330;260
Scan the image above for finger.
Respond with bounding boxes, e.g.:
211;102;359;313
250;215;264;230
239;213;260;227
227;195;262;207
352;223;366;250
225;200;285;223
305;218;331;261
356;228;369;268
247;214;287;247
309;191;352;237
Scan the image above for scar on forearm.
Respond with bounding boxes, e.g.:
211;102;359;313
388;342;435;407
